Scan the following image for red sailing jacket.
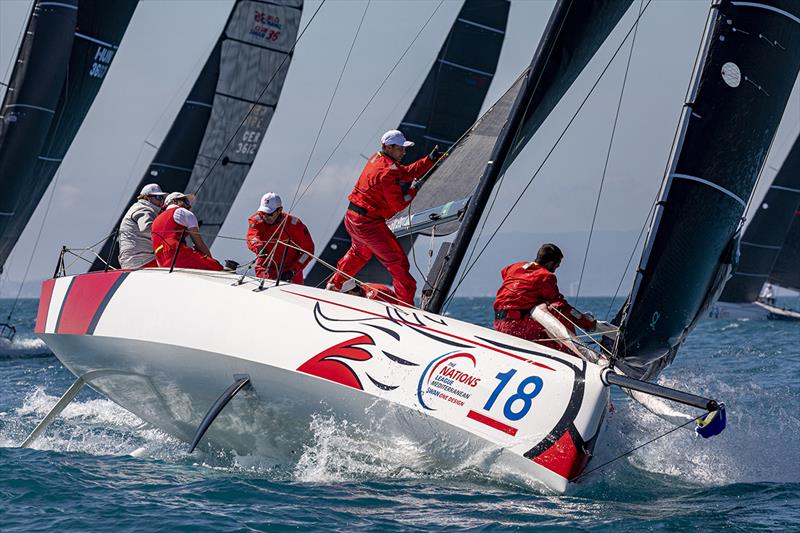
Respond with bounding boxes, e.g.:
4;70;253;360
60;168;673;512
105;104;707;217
246;212;315;279
348;151;434;220
494;261;596;331
151;207;190;265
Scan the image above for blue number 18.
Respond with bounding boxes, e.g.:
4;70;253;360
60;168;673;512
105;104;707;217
483;369;543;422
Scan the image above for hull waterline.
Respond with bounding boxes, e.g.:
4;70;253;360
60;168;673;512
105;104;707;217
36;269;610;492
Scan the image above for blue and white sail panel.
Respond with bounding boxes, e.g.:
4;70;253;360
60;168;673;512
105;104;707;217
186;0;303;245
615;0;800;379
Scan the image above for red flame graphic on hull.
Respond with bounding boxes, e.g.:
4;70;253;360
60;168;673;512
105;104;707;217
297;335;374;390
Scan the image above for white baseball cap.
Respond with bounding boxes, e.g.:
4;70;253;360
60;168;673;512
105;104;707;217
164;192;193;207
259;192;282;214
140;183;167;196
381;129;414;148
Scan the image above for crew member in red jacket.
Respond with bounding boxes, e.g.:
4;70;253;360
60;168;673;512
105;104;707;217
493;243;596;346
151;192;223;271
327;130;442;305
246;192;314;283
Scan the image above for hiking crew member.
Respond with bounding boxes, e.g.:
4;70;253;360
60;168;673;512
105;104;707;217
246;193;314;284
328;130;443;306
493;244;596;345
151;192;223;271
117;183;167;269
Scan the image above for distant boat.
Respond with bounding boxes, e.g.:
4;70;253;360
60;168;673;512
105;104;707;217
0;0;139;273
90;0;304;271
712;135;800;321
28;0;800;493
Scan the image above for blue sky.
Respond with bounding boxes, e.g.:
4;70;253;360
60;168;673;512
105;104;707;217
1;0;798;297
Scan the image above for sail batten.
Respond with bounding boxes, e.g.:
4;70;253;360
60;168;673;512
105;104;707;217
615;0;800;379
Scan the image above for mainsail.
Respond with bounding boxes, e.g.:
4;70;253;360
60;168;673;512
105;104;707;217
91;0;302;271
0;0;139;272
412;0;634;312
304;0;510;288
719;135;800;303
614;0;800;379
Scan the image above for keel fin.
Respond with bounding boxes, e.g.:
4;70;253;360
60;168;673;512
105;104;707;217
20;376;86;448
189;376;251;453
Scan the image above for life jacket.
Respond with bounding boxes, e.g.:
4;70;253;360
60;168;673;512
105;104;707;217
348;151;433;220
151;206;188;265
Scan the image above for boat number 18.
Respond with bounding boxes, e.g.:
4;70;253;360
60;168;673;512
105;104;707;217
483;369;543;421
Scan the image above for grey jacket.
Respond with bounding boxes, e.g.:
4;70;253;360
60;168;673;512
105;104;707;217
118;199;161;269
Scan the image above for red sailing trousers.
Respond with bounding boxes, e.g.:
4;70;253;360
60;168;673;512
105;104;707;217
156;244;224;271
331;210;416;305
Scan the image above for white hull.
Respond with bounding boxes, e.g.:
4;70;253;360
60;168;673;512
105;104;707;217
709;301;800;321
36;269;611;492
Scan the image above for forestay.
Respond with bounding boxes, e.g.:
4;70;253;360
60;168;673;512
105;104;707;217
416;0;635;312
91;0;302;271
0;0;138;272
720;134;800;303
305;0;510;287
614;0;800;380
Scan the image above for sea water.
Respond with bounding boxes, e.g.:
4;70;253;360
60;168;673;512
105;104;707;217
1;296;798;531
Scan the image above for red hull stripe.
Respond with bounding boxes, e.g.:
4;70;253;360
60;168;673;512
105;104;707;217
284;289;555;372
35;279;56;334
56;272;128;335
467;410;518;436
532;430;589;480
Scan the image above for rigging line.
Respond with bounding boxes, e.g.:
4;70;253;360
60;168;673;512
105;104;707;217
192;0;328;198
289;0;371;210
575;0;644;306
570;413;702;483
289;0;447;210
442;0;655;310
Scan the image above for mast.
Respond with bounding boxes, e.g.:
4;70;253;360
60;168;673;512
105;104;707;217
614;0;800;379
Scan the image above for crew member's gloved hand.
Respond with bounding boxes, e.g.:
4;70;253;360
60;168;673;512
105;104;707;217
695;404;726;438
279;269;295;281
429;144;446;162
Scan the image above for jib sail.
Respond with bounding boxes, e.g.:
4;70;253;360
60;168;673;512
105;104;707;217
91;0;302;271
769;208;800;292
614;0;800;379
0;0;139;272
305;0;510;288
415;0;634;312
719;134;800;303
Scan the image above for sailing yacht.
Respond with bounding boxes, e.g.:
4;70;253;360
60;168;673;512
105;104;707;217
27;0;800;492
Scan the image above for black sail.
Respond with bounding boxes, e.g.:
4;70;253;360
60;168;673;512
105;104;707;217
305;0;510;288
91;0;302;271
720;135;800;302
417;0;634;312
769;209;800;291
615;0;800;380
0;0;138;271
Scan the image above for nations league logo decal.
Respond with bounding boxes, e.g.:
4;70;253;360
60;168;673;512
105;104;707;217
417;352;481;411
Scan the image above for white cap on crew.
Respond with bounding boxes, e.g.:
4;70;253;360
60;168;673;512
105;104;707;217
164;192;193;207
381;129;414;148
259;192;282;214
140;183;167;196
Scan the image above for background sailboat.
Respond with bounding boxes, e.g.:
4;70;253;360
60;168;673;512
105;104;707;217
90;0;303;271
0;0;139;273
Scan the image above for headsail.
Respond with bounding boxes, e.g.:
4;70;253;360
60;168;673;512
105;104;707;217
614;0;800;379
719;134;800;303
304;0;510;287
769;208;800;292
414;0;634;312
0;0;139;272
91;0;302;271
